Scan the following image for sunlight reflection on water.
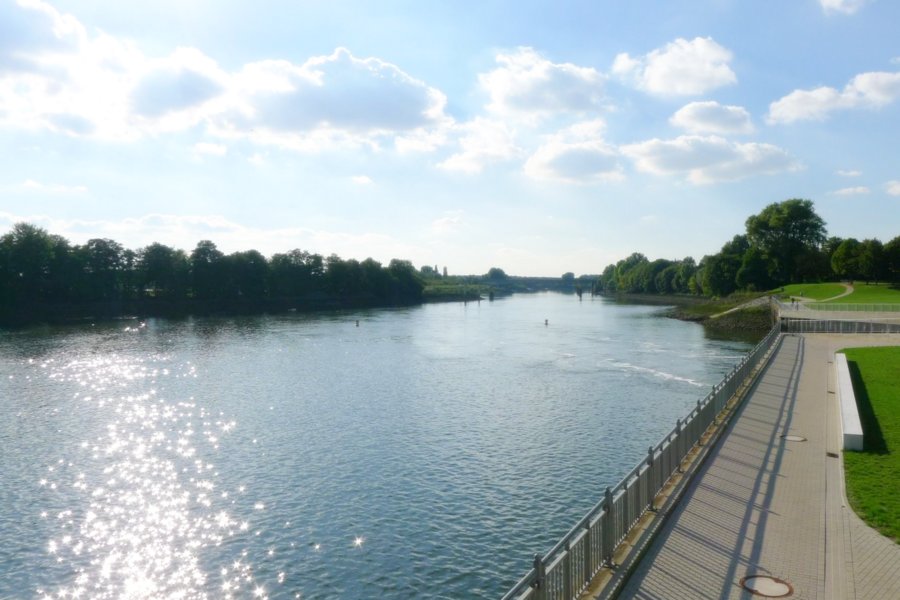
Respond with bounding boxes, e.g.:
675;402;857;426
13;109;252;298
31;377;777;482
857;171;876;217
36;354;261;600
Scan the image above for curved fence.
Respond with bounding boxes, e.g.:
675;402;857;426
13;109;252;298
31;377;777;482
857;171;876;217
500;323;782;600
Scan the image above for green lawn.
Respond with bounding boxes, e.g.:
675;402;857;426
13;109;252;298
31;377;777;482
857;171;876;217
841;346;900;543
829;283;900;304
770;282;847;301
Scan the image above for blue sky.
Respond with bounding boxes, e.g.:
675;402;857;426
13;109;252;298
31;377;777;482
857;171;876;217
1;0;898;276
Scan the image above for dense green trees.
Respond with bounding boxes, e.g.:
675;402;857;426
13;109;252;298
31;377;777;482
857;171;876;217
745;199;826;284
597;199;897;297
0;223;424;322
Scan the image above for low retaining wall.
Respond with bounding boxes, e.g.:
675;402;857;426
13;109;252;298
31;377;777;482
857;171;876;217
835;353;864;451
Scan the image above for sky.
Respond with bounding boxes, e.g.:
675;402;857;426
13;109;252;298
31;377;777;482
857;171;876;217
1;0;899;277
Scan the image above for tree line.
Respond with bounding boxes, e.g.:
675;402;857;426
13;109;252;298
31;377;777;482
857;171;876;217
596;199;900;297
0;223;424;322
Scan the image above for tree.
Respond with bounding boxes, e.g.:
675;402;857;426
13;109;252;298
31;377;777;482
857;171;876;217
885;236;900;282
190;240;225;300
831;238;861;280
83;238;124;301
224;250;268;300
674;257;697;294
599;264;617;293
736;247;772;291
486;267;508;281
701;253;740;297
138;243;189;299
388;259;423;301
0;223;57;307
858;239;887;283
745;199;826;284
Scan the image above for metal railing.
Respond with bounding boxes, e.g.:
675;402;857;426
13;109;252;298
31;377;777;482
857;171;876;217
500;323;782;600
780;318;900;334
803;303;900;312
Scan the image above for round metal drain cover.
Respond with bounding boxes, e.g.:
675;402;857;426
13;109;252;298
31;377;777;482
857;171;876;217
782;434;807;442
740;575;793;597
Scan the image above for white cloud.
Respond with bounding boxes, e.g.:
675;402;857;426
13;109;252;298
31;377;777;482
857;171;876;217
131;47;229;121
218;48;451;150
0;2;452;151
836;169;862;177
437;118;522;173
831;186;870;195
431;211;464;235
767;71;900;123
612;37;736;96
885;180;900;196
0;0;84;73
479;47;605;121
351;175;373;185
523;120;623;184
670;101;753;135
819;0;869;15
16;178;88;193
620;135;798;184
193;142;227;156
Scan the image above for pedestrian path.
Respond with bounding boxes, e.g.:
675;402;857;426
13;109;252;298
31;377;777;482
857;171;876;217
614;333;900;599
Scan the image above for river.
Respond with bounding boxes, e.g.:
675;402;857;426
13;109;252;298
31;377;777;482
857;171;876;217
0;293;751;599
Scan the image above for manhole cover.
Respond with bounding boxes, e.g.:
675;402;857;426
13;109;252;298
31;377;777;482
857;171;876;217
781;434;807;442
740;575;793;597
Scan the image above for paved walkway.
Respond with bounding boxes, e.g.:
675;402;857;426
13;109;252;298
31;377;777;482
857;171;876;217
616;333;900;599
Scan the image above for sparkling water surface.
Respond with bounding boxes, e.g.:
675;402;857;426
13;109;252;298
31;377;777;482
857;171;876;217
0;293;750;599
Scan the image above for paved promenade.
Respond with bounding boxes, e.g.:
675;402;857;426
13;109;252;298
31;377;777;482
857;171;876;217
616;333;900;599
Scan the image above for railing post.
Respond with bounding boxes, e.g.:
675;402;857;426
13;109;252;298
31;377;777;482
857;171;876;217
563;539;572;599
647;446;656;510
582;517;592;585
697;400;704;445
676;419;683;472
532;553;546;600
603;486;615;567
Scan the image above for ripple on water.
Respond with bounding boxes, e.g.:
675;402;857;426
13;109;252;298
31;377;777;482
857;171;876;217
31;354;264;600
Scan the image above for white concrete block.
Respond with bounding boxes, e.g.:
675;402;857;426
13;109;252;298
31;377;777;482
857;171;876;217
835;353;864;451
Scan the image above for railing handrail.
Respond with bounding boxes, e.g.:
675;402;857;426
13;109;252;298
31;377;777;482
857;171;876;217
500;322;782;600
774;298;900;313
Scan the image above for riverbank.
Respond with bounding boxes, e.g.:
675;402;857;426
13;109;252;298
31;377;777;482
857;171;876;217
600;292;774;343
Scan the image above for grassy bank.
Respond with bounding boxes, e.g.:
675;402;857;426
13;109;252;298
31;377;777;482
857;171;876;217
841;346;900;543
830;282;900;304
775;282;847;301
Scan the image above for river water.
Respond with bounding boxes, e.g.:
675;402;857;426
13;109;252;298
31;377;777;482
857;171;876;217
0;293;751;599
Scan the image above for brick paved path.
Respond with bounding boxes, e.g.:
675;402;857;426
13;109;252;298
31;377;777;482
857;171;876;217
616;334;900;600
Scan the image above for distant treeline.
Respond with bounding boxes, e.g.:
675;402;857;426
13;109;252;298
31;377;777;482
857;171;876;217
596;199;900;297
0;223;425;324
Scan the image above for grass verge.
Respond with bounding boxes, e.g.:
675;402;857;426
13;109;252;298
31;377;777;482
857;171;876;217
830;282;900;304
841;346;900;543
770;282;847;301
